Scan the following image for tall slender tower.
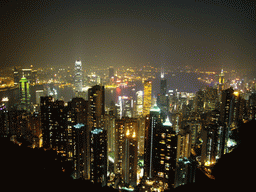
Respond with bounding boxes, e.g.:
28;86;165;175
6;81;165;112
90;128;107;186
220;88;242;154
158;68;168;115
218;69;225;91
88;85;105;130
143;80;152;116
160;68;167;96
19;77;31;111
123;128;137;187
136;90;143;117
74;60;83;92
144;104;161;178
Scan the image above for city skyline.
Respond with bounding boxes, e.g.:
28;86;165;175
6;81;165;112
0;0;255;73
1;1;256;191
1;60;256;190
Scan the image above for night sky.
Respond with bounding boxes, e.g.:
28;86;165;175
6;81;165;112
0;0;255;72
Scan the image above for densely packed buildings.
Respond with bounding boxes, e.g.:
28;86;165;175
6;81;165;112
0;62;255;191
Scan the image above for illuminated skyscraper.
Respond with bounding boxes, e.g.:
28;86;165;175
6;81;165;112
74;60;83;93
123;128;137;187
204;87;218;112
177;126;191;162
220;88;244;154
40;96;67;152
136;91;143;117
21;69;32;84
104;113;116;153
201;123;223;167
137;116;145;156
19;77;31;111
219;69;225;84
88;85;105;130
174;157;197;188
158;69;168;115
186;121;202;147
67;98;90;179
114;119;126;175
143;80;152;116
40;96;91;180
195;89;204;113
72;123;87;179
174;125;194;188
154;118;177;189
90;128;107;186
114;117;138;184
218;69;225;91
144;104;161;178
144;109;177;189
160;69;167;96
117;96;133;118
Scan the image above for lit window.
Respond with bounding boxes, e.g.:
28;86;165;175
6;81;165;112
158;172;164;177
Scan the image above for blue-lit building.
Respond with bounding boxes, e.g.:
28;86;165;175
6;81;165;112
66;98;89;179
72;123;87;179
144;104;161;178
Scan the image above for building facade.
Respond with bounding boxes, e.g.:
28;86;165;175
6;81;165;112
143;80;152;116
88;85;105;131
90;128;107;186
19;77;31;111
74;60;83;93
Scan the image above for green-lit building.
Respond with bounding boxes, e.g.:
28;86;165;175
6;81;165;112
19;77;31;111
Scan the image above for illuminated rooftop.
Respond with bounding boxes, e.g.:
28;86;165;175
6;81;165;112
74;123;85;129
91;128;103;134
150;104;161;112
163;116;172;126
19;77;28;83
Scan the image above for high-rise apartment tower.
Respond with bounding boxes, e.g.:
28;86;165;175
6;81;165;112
143;80;152;116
